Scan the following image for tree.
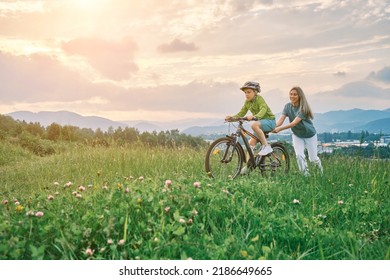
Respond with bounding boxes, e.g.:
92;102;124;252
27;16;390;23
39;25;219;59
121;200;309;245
47;123;62;141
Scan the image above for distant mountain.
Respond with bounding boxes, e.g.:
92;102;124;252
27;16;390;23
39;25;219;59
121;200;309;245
123;118;221;132
182;124;229;136
7;111;126;131
356;118;390;133
182;108;390;136
313;108;390;132
5;108;390;135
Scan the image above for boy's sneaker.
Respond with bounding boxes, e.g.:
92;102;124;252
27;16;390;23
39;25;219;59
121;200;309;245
258;145;273;156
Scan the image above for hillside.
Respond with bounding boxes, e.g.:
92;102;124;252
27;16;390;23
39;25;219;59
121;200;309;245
7;111;126;131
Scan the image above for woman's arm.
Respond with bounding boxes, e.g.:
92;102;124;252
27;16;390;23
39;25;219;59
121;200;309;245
274;116;301;133
275;115;286;127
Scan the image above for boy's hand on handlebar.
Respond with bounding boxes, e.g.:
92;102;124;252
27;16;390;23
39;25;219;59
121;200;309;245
246;115;258;121
225;116;233;121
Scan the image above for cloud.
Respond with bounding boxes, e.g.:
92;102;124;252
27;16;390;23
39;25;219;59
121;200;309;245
322;81;389;98
334;71;346;77
157;38;199;53
61;37;138;80
310;81;390;112
0;51;99;103
368;66;390;84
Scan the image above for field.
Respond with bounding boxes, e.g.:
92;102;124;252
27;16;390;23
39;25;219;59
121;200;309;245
1;141;389;260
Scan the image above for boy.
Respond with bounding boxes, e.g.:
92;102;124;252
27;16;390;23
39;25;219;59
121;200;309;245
225;81;276;156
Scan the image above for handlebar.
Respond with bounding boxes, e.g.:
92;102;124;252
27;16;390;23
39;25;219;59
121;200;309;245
225;117;258;122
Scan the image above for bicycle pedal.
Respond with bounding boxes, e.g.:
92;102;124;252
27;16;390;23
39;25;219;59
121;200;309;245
255;155;261;166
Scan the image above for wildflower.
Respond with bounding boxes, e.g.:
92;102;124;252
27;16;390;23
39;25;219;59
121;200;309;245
293;199;300;204
53;182;59;186
2;200;8;205
129;176;134;180
138;176;144;181
78;186;86;192
76;193;82;199
187;218;193;224
102;185;108;190
107;239;113;245
348;183;353;187
64;181;73;188
165;179;172;187
88;184;93;188
125;187;130;193
338;200;344;205
72;191;78;196
85;248;94;257
164;206;170;213
35;211;44;217
193;182;201;188
192;209;198;216
15;205;24;213
26;210;35;216
15;201;20;206
118;239;125;246
137;198;142;204
48;195;54;201
222;189;230;195
179;218;186;224
117;183;123;190
55;192;59;195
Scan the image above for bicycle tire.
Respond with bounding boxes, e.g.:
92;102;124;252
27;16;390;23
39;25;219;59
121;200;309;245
205;137;246;180
258;142;290;177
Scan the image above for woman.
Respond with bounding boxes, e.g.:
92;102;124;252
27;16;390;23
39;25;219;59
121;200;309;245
273;86;323;175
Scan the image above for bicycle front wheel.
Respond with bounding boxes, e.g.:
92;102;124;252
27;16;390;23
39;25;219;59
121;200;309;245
205;137;245;180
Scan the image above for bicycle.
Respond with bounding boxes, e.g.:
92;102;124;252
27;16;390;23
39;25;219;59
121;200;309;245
205;117;290;180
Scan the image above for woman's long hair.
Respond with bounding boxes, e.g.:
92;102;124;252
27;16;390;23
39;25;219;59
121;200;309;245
291;86;314;119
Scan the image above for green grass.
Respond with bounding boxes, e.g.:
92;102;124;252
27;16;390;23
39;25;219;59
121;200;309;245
1;141;389;260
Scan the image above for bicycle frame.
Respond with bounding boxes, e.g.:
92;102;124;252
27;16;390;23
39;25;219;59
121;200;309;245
229;120;259;167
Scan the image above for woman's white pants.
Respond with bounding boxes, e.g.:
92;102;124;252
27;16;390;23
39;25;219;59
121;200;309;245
292;133;323;175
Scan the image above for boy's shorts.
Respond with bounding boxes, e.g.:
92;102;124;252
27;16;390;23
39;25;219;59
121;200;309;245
259;119;276;132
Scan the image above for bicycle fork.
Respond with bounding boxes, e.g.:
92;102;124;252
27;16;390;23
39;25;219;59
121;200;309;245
220;136;239;163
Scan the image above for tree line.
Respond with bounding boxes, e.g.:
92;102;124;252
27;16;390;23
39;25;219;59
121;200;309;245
0;114;207;156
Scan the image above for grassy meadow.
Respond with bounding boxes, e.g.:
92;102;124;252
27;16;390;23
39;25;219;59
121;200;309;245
1;140;389;260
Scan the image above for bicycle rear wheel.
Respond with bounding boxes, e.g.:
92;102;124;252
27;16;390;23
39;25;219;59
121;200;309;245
258;142;290;177
205;137;245;180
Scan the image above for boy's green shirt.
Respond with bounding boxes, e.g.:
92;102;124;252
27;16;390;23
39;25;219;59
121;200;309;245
234;95;275;120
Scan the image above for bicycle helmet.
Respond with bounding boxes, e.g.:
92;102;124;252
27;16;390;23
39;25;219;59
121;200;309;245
240;81;261;93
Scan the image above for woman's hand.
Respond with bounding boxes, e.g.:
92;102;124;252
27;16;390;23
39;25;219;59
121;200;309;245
273;127;281;133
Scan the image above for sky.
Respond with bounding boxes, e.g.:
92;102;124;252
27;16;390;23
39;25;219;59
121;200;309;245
0;0;389;123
